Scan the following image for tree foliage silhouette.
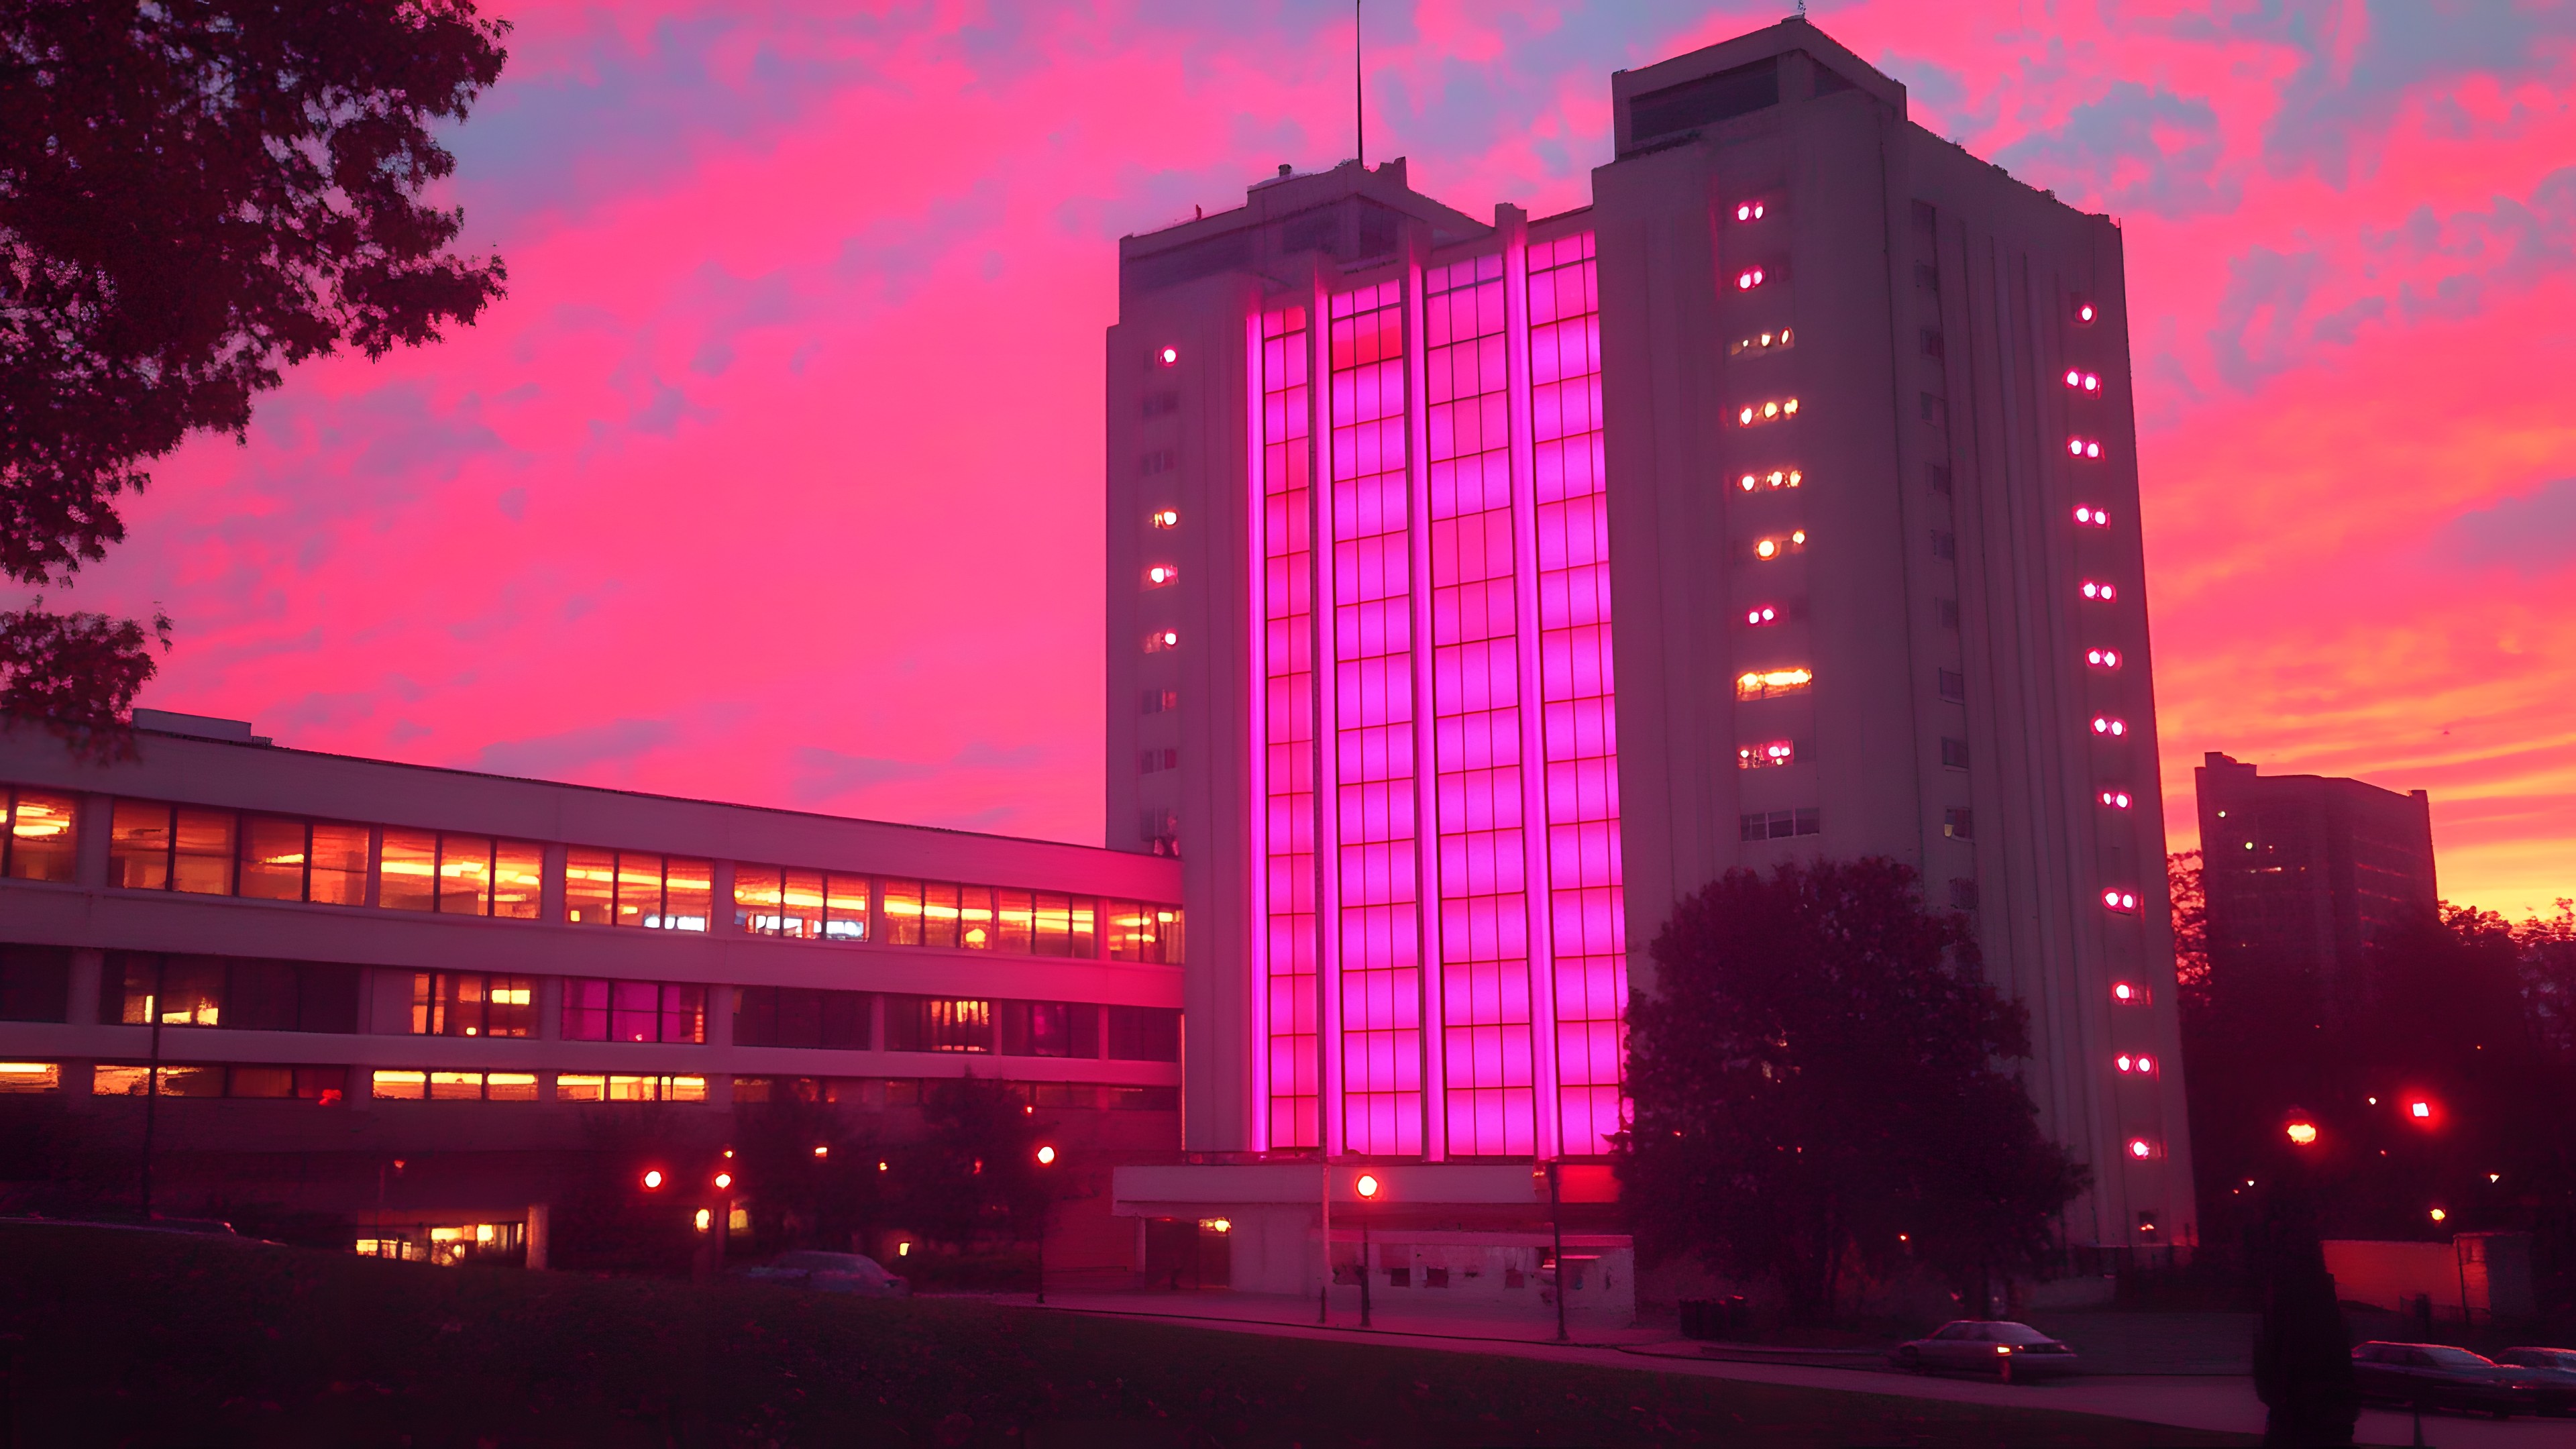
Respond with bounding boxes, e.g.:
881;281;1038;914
1619;858;2086;1322
1;0;508;752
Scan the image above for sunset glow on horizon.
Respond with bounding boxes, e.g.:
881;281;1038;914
20;1;2573;916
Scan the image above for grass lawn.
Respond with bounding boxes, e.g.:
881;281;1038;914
0;1224;2255;1447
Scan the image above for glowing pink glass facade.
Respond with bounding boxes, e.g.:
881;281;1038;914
1250;232;1625;1159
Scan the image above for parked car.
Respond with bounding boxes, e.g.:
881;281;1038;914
2491;1348;2576;1416
737;1250;910;1297
1888;1321;2080;1378
2350;1342;2558;1418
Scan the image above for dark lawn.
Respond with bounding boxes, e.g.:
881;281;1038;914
0;1224;2255;1447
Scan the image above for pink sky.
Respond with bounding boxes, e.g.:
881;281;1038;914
26;1;2576;915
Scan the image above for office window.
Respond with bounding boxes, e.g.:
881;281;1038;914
998;1000;1096;1058
1938;669;1967;702
1941;738;1971;770
563;850;710;931
95;1063;337;1099
0;943;72;1022
559;979;705;1044
1943;808;1974;840
371;1069;539;1103
1739;809;1821;841
109;800;233;895
0;1062;60;1093
735;865;865;941
410;972;535;1038
572;1075;707;1103
1735;667;1813;702
732;986;870;1051
378;830;540;918
883;996;993;1054
1106;1006;1182;1062
2;788;77;882
227;815;369;906
103;952;359;1034
1106;901;1185;963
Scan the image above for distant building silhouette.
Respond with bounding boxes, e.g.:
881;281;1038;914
2195;751;2437;1024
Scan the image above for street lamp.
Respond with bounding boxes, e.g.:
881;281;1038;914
1034;1143;1057;1304
1354;1172;1381;1329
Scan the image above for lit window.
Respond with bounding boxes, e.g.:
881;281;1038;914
1737;468;1801;490
2066;437;2102;459
2102;888;2139;912
1728;329;1793;357
3;788;78;883
1144;564;1179;588
1157;345;1179;366
2098;789;2133;809
1735;667;1813;701
2086;647;2122;669
2081;580;2117;601
1736;397;1800;426
1740;808;1821;841
1150;508;1179;529
1734;201;1767;221
1144;629;1179;653
2112;981;2149;1005
2074;299;2096;323
410;972;537;1038
2074;506;2110;527
2116;1053;2157;1075
2092;716;2127;737
1744;605;1778;626
2063;370;2101;392
1736;266;1766;290
2126;1137;2159;1160
1738;740;1796;769
0;1061;60;1093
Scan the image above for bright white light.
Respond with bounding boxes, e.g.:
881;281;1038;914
1159;345;1179;365
2100;790;2132;808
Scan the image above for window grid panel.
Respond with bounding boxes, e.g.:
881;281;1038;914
1256;303;1321;1150
1425;261;1535;1158
1328;281;1421;1156
1528;235;1627;1156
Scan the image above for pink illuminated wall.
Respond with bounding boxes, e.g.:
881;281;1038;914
1527;235;1627;1157
1328;282;1424;1157
1257;305;1320;1150
1424;256;1536;1156
1248;233;1623;1160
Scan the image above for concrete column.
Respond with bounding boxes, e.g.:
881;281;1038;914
539;842;568;923
66;947;103;1025
710;860;737;935
76;793;112;887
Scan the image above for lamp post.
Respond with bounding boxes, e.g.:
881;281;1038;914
1034;1143;1057;1304
1354;1171;1381;1329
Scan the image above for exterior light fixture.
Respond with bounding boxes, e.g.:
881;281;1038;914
1150;508;1179;529
2075;300;2096;323
1158;345;1179;366
1036;1144;1057;1166
2430;1208;2447;1224
2063;370;2100;392
2112;981;2147;1004
714;1172;733;1190
1145;629;1179;652
1735;201;1766;221
695;1208;712;1232
2067;437;2102;459
2102;889;2138;912
1355;1173;1381;1199
2082;580;2116;601
1146;565;1178;586
642;1169;664;1190
1746;606;1777;625
1756;539;1778;559
2286;1120;2317;1146
2074;506;2110;526
2410;1099;2432;1120
2127;1138;2157;1160
813;1145;829;1158
2087;648;2122;668
2099;790;2133;808
878;1161;890;1173
2092;716;2127;736
1737;267;1766;290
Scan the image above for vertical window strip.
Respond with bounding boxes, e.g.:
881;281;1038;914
1424;255;1535;1157
1256;302;1320;1150
1328;279;1421;1157
1527;233;1627;1155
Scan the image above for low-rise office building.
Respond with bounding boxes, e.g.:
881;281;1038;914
0;710;1183;1265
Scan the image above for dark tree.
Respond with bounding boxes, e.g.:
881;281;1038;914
1619;858;2086;1324
1;0;508;751
730;1090;885;1254
897;1074;1049;1251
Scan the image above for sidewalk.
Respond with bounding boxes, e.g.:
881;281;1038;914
1000;1290;2567;1447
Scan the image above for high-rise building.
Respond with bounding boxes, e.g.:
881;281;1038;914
1108;15;2195;1270
2196;751;2438;1022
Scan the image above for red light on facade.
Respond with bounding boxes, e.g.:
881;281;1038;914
2286;1119;2318;1146
1737;267;1766;290
1145;564;1178;587
1036;1144;1057;1165
714;1172;733;1190
2099;789;2133;808
2074;506;2109;527
1739;740;1795;769
2063;370;2100;392
2116;1053;2156;1074
2410;1099;2432;1120
1735;201;1766;221
2102;888;2139;912
1745;605;1778;625
1145;629;1179;652
2087;648;2121;669
2127;1138;2157;1159
2091;716;2127;736
1355;1172;1382;1199
1158;345;1179;366
2075;300;2096;323
642;1169;663;1190
2081;580;2116;601
2111;981;2149;1004
1150;508;1179;529
812;1144;829;1158
2067;437;2102;459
